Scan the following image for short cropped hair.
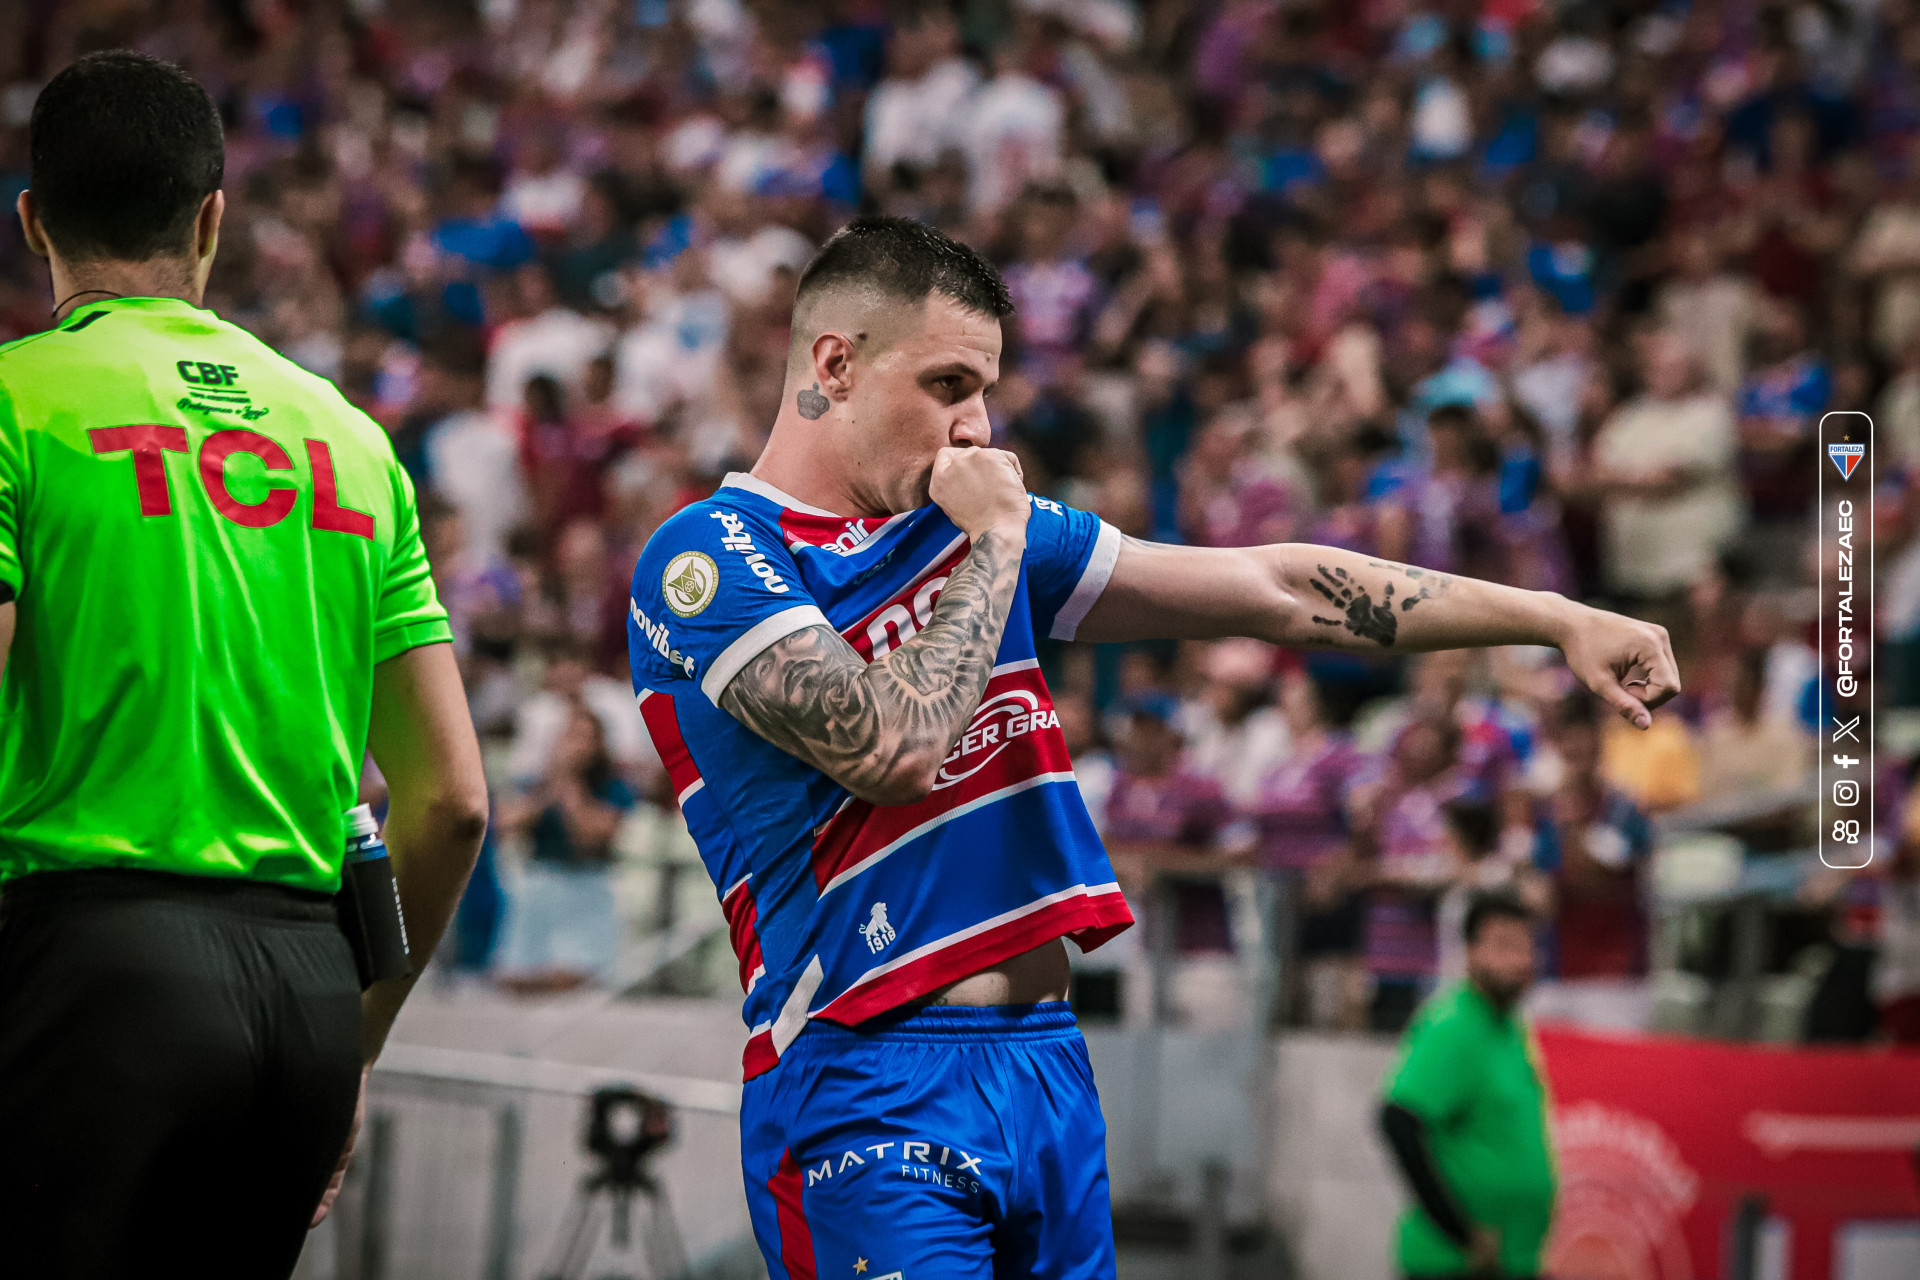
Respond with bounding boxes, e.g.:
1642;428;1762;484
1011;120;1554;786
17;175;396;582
1463;890;1533;945
29;51;225;261
795;215;1014;321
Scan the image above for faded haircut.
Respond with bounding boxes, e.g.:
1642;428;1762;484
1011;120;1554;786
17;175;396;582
789;216;1014;367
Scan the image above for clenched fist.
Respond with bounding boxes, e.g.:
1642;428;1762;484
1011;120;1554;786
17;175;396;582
930;446;1030;540
1556;600;1681;730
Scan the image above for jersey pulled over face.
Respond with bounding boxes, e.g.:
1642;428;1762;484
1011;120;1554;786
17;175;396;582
628;472;1133;1078
0;297;450;891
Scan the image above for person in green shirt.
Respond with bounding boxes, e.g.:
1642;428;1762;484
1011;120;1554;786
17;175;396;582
0;51;488;1280
1379;891;1558;1279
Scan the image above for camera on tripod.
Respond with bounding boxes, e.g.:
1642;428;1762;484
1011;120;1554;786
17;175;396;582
541;1085;686;1280
587;1087;674;1191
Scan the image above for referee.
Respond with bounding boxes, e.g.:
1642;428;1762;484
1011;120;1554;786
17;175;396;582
0;52;487;1278
1378;892;1557;1279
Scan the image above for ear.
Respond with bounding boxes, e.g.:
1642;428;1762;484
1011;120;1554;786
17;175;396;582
808;330;859;399
195;190;225;264
16;191;49;260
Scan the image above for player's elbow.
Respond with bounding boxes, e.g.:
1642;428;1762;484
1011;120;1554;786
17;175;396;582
853;771;936;807
425;783;491;851
846;752;941;807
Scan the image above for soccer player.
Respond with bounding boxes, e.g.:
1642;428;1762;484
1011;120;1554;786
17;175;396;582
0;52;487;1278
626;216;1676;1278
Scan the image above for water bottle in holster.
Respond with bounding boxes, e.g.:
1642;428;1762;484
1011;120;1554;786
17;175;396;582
335;803;412;989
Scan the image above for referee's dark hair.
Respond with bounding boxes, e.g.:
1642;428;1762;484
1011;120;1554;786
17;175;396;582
29;50;225;262
1463;889;1533;946
796;215;1016;321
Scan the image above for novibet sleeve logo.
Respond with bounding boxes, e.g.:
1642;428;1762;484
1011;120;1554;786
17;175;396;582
1829;441;1865;479
661;551;719;617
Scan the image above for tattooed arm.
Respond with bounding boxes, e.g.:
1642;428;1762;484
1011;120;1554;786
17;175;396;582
719;447;1032;806
721;529;1024;804
1077;537;1681;729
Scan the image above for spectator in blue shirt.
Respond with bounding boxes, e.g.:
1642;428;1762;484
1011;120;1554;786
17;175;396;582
432;154;536;275
1737;299;1831;524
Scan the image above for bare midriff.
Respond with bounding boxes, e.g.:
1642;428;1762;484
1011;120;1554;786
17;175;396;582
923;937;1071;1007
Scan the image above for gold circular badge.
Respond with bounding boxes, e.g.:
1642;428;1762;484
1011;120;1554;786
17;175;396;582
661;550;720;617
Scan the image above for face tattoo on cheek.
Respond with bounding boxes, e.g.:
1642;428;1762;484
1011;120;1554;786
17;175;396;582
797;382;830;419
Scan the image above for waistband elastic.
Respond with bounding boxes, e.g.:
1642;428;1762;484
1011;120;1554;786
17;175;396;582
814;1000;1080;1045
1;867;337;924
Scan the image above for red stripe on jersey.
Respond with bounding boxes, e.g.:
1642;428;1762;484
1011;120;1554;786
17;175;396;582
809;665;1071;892
840;538;970;662
768;1148;817;1280
742;1028;781;1080
721;876;766;994
777;509;891;555
638;692;702;802
815;887;1135;1027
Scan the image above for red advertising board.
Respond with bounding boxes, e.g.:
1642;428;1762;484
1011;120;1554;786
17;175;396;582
1536;1027;1920;1280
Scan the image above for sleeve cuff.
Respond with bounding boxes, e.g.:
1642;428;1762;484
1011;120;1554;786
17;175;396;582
701;604;832;704
373;618;455;665
1049;520;1122;642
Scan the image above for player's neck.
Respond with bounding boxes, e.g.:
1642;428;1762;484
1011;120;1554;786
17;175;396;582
47;257;203;321
751;415;893;519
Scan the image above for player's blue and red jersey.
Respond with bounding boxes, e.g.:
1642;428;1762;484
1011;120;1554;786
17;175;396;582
627;472;1133;1079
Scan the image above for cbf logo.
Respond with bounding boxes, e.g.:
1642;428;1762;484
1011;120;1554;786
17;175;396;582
1829;441;1865;481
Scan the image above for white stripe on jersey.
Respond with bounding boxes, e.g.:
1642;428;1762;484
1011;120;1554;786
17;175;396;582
1050;520;1123;641
819;770;1080;896
700;603;831;704
722;471;841;516
772;955;825;1055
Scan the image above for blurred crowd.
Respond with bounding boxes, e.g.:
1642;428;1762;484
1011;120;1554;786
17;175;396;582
5;0;1920;1036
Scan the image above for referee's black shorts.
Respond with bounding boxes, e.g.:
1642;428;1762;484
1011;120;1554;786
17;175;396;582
0;867;363;1279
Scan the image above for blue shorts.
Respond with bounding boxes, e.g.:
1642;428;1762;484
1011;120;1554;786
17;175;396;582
740;1001;1115;1280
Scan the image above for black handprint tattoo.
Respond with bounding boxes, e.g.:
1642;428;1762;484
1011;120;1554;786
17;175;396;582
1307;564;1399;646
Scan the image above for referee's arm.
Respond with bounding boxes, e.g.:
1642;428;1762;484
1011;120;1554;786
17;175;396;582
312;640;487;1226
362;640;489;1060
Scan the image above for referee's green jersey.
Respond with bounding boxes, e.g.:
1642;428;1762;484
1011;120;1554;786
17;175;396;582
0;296;451;893
1383;981;1558;1277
